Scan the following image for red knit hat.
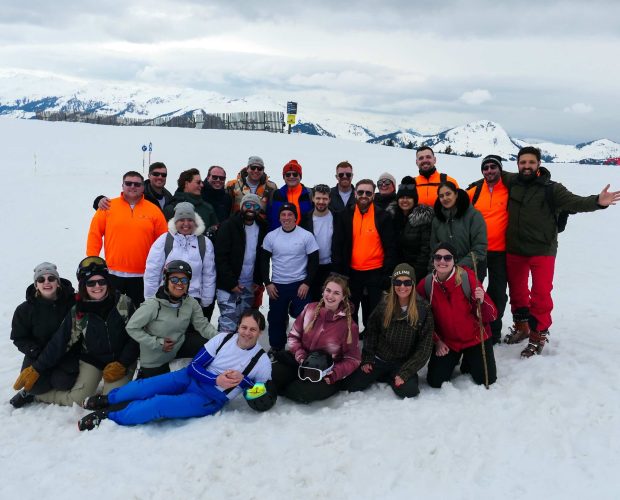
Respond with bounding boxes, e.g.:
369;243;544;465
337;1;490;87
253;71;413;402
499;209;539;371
283;159;302;177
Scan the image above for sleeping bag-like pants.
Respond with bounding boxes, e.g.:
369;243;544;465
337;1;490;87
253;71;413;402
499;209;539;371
106;367;228;426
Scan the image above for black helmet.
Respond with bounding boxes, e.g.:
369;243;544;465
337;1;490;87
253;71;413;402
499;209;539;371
245;380;277;412
164;260;193;281
298;351;334;383
76;256;108;282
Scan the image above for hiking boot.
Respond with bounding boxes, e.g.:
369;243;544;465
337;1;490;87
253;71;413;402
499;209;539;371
521;330;549;358
83;394;110;410
504;321;530;344
78;410;109;431
10;390;35;409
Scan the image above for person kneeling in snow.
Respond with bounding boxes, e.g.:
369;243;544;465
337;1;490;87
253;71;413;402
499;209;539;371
78;309;275;431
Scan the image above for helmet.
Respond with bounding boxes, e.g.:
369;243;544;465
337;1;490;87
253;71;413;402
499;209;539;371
298;351;334;383
76;256;108;282
163;260;193;281
245;381;277;412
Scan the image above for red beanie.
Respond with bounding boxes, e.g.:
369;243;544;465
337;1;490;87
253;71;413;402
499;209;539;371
283;159;302;177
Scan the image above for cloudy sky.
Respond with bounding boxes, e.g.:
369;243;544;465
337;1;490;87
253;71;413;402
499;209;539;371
1;0;619;143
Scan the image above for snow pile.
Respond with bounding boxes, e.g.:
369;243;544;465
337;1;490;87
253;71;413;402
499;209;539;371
1;118;619;499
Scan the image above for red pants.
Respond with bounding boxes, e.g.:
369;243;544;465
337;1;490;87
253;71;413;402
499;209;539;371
506;253;555;331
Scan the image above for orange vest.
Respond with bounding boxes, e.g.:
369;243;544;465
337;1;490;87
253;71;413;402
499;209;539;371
415;171;459;207
86;195;168;274
467;179;508;251
351;204;384;271
286;184;303;224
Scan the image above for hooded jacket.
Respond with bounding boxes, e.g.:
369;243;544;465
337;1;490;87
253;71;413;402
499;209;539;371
126;288;217;368
287;301;361;383
144;214;216;305
502;168;604;256
386;201;434;282
430;189;487;270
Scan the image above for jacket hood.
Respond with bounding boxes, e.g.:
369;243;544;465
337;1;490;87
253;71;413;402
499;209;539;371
167;212;206;235
434;189;471;222
26;277;75;304
387;201;434;227
155;285;189;306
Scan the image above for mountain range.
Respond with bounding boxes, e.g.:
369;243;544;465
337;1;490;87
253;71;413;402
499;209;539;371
1;69;619;164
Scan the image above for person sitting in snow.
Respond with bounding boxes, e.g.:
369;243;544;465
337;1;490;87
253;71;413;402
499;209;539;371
78;309;276;430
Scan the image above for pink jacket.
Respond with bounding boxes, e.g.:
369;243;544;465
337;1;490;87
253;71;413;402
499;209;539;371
287;302;361;383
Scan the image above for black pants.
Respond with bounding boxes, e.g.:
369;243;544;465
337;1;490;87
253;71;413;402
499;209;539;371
309;263;333;302
107;275;145;305
427;338;497;388
21;356;77;395
137;331;207;379
349;268;386;328
343;358;420;398
271;351;340;403
483;251;508;341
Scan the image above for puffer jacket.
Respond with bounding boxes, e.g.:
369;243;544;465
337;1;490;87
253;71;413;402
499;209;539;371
430;190;487;270
11;278;76;368
144;214;216;305
287;301;361;383
387;202;434;282
126;288;217;368
502;168;604;256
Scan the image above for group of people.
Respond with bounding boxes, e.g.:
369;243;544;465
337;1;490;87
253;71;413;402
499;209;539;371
9;145;619;430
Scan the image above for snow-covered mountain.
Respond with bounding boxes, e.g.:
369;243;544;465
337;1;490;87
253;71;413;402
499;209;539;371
2;69;619;163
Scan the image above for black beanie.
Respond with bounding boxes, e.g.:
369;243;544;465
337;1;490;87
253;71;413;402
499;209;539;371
279;202;298;218
434;241;458;259
481;154;503;171
396;175;418;202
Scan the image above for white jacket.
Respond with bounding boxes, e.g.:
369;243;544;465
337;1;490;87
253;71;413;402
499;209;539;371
144;215;216;305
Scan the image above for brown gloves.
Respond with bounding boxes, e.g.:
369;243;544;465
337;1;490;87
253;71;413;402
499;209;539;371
102;362;126;383
13;366;40;391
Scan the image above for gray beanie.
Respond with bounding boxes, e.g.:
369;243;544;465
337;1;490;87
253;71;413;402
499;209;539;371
247;156;265;168
378;172;397;186
34;262;60;282
241;193;262;208
173;202;196;223
392;263;415;280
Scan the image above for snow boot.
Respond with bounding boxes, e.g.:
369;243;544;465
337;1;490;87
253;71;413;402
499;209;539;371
521;330;549;358
78;410;109;431
83;394;109;410
10;390;35;409
504;320;530;344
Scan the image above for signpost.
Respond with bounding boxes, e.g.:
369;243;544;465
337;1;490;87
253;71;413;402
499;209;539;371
286;101;298;134
141;144;147;173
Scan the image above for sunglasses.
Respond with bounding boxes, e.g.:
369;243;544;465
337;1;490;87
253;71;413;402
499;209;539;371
124;181;143;188
243;202;261;211
209;175;225;181
169;276;190;285
433;254;454;262
285;171;299;178
398;183;416;191
377;179;393;187
248;165;264;171
337;172;353;179
356;189;373;197
85;279;107;287
150;171;167;178
392;278;413;287
298;364;333;383
482;164;499;171
36;275;58;284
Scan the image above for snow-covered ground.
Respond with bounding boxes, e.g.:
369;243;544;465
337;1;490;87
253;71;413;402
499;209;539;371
1;117;619;499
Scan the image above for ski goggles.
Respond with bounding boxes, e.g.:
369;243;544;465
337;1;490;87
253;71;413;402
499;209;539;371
243;201;261;211
298;363;334;383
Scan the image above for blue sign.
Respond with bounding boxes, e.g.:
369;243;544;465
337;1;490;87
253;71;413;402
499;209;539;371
141;145;147;152
287;101;298;115
148;142;152;152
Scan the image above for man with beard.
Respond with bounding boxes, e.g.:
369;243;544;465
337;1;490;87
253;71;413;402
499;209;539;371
214;194;268;333
201;165;232;224
226;156;278;216
301;185;338;301
333;179;396;328
502;146;620;358
466;155;509;344
329;161;356;212
414;147;459;206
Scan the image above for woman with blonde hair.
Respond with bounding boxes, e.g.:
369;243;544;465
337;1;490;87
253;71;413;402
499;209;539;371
343;263;434;398
271;274;361;403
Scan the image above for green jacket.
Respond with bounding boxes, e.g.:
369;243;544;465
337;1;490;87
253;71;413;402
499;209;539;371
164;191;218;229
503;168;603;256
126;292;217;368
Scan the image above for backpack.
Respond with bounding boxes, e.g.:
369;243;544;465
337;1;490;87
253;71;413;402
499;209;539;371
424;269;472;302
164;233;207;260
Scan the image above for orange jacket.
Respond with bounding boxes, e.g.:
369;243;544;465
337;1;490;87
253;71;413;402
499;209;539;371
351;204;384;271
86;194;168;274
467;179;508;251
415;171;459;207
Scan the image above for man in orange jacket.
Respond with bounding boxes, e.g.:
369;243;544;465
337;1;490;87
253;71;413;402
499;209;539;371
87;171;168;305
414;146;459;206
466;155;508;343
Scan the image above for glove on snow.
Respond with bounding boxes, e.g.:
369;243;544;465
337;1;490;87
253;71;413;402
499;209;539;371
102;362;126;383
13;365;40;391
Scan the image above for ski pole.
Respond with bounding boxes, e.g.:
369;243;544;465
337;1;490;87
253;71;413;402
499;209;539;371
471;252;489;389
